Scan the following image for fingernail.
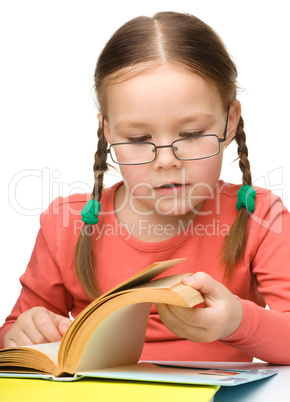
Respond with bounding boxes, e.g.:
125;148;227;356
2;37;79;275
182;275;195;285
59;324;70;335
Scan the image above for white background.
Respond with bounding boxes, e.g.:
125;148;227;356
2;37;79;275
0;1;289;327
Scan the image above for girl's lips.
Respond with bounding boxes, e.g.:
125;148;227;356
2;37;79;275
154;183;189;194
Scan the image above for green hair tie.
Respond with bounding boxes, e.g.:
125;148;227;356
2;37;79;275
81;199;101;225
236;185;256;213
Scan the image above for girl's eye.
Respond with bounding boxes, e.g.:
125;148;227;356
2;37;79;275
127;135;151;143
180;131;205;138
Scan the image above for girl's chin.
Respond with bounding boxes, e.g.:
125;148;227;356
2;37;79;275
128;190;205;217
151;202;197;217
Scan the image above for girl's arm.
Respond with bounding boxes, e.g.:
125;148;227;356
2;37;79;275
157;191;290;364
0;197;75;348
221;192;290;363
157;273;290;364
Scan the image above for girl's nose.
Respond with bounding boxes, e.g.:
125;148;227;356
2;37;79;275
153;146;182;169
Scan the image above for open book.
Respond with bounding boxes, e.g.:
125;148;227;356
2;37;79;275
0;258;204;378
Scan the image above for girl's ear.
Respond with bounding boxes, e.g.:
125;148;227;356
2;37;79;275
224;100;241;146
97;113;112;144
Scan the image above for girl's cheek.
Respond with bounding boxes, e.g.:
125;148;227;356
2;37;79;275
185;156;222;182
120;165;152;189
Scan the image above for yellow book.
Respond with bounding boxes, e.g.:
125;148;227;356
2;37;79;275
0;258;203;378
0;377;219;402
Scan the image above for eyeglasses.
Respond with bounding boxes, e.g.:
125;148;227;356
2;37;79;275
102;109;229;165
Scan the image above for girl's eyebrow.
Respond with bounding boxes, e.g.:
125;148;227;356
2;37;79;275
115;113;215;130
115;120;151;130
176;113;215;125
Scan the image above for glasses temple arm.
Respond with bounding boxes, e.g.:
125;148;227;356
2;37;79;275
221;106;230;142
101;115;110;153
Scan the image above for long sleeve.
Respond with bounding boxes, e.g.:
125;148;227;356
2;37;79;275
0;199;74;348
221;191;290;364
221;299;290;364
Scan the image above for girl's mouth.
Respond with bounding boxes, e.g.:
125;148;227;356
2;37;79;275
159;183;181;188
155;183;188;194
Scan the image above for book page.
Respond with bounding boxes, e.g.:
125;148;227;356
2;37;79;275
59;258;187;359
22;342;60;366
103;258;186;297
132;273;190;289
74;303;152;372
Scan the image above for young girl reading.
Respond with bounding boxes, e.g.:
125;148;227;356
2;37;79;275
1;11;290;364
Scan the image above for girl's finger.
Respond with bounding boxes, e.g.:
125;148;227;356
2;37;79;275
54;314;72;336
156;303;210;342
166;303;217;329
4;339;18;348
32;310;63;343
4;330;35;348
182;272;224;297
22;320;50;345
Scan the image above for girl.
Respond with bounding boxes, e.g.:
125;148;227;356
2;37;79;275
1;11;290;364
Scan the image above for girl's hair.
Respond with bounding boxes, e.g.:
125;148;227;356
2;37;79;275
74;11;252;299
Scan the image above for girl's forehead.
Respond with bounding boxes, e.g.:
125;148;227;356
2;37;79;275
106;62;213;89
105;63;223;120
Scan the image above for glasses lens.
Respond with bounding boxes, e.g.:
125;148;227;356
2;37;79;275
173;135;220;160
110;143;156;165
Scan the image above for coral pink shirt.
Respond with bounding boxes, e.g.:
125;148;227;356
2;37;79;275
1;180;290;364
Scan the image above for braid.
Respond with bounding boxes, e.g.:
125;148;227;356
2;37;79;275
92;126;108;200
222;116;252;278
236;117;252;186
74;124;108;300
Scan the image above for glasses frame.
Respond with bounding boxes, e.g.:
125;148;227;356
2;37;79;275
101;108;229;165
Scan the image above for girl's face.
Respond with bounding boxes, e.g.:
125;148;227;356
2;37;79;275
100;63;240;217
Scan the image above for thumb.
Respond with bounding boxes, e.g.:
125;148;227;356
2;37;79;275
181;272;222;298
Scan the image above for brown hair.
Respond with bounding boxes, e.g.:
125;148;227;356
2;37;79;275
74;11;252;299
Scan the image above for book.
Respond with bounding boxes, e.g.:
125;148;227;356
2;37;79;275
0;258;204;378
0;376;219;402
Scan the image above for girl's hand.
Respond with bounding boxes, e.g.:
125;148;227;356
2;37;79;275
3;307;72;348
156;272;243;343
